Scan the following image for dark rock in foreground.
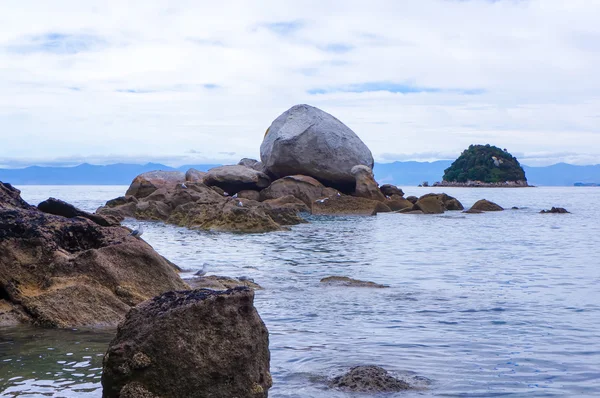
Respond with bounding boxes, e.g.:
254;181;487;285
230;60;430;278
38;197;120;227
0;182;187;327
329;365;411;392
468;199;504;212
540;207;570;214
260;104;374;192
101;287;271;398
320;276;388;288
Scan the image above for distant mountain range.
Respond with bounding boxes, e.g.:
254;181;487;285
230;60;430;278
0;161;599;187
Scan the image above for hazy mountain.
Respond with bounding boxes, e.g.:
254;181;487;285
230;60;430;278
0;161;599;186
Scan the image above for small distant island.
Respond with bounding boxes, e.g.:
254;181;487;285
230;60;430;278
574;182;599;187
434;144;529;187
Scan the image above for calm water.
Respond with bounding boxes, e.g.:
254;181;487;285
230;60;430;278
2;185;600;397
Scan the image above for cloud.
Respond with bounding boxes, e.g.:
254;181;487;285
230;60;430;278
1;0;600;167
6;32;105;54
308;82;485;95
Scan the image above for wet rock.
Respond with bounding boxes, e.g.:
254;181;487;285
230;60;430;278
260;175;337;207
351;165;386;202
414;193;464;214
0;182;187;328
312;195;391;216
38;197;120;227
101;288;271;398
204;165;271;195
0;182;33;209
398;209;425;215
463;208;484;214
188;275;263;290
329;365;411;392
380;184;404;197
406;195;418;204
260;104;374;192
125;171;185;199
540;207;570;214
386;195;414;211
320;276;388;288
237;190;261;201
104;196;138;209
469;199;504;212
262;195;311;213
184;168;206;183
168;199;282;233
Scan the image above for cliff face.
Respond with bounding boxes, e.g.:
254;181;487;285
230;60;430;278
443;145;527;183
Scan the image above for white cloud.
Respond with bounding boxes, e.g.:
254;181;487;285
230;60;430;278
0;0;599;167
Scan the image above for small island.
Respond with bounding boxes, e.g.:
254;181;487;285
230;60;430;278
434;144;529;187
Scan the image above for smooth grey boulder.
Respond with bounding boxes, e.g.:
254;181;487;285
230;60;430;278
204;165;271;195
260;104;374;192
125;171;185;199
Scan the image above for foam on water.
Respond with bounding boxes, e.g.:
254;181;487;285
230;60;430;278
3;185;600;397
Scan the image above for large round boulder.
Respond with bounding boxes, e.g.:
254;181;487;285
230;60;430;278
380;184;404;197
125;171;185;199
101;288;271;398
185;168;206;183
260;104;374;192
204;165;271;195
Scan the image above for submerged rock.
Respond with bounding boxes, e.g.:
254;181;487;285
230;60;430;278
469;199;504;212
351;165;386;202
540;207;570;214
0;182;187;327
260;104;374;192
320;276;388;288
101;287;271;398
329;365;411;392
312;194;391;216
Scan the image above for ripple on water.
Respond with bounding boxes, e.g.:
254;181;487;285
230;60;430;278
5;185;600;397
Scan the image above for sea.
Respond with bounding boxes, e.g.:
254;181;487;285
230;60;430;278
1;185;599;397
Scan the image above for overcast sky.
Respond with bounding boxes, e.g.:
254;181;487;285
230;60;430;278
1;0;599;168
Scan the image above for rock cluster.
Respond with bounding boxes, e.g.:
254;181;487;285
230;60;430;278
98;105;413;232
0;182;187;327
540;207;570;214
101;287;271;398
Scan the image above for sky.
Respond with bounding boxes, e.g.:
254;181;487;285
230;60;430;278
1;0;599;168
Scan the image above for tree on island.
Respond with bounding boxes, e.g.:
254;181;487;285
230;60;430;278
443;144;527;183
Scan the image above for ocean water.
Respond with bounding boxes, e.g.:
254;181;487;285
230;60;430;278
2;185;600;397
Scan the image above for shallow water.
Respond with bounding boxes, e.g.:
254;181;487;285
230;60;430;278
3;185;600;397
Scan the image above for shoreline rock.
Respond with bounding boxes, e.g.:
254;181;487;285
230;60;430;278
101;287;271;398
0;182;188;328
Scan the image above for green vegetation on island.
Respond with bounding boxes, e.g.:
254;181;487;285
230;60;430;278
443;144;527;183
